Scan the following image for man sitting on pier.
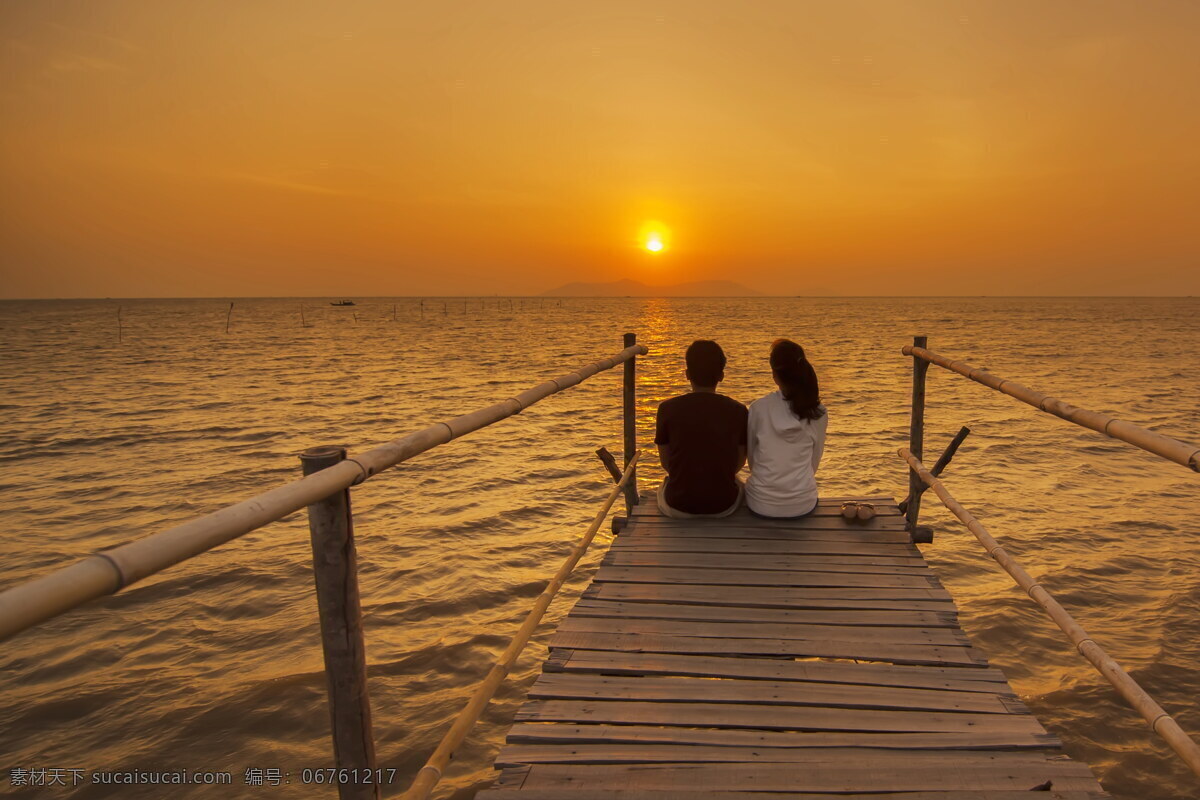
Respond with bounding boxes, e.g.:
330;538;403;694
654;340;749;518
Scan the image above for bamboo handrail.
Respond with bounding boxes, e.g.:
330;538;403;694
899;448;1200;778
902;345;1200;472
0;344;648;643
400;451;640;800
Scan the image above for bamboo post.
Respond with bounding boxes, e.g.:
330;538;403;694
900;425;970;513
622;332;639;512
116;306;123;343
301;305;307;328
899;448;1200;778
905;335;929;531
595;446;622;483
225;302;234;334
300;446;379;800
401;452;640;800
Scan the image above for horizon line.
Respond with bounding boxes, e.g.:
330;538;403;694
2;294;1197;301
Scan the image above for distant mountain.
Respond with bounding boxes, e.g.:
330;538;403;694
542;278;761;297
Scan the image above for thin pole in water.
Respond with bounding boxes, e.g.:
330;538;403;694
300;305;306;328
116;305;123;343
905;335;929;531
623;332;639;512
225;302;234;334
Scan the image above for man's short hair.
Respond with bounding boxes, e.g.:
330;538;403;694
686;340;726;387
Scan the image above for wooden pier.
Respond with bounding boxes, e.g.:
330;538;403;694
478;494;1110;798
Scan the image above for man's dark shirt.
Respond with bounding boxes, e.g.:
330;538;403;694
655;391;749;514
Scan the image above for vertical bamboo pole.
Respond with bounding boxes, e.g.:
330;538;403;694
299;446;379;800
225;302;234;334
623;332;639;512
905;335;929;531
301;305;307;328
117;306;123;343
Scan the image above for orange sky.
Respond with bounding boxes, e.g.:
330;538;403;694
2;1;1198;297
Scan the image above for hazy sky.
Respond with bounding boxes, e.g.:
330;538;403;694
2;1;1198;297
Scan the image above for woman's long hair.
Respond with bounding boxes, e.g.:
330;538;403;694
770;339;824;420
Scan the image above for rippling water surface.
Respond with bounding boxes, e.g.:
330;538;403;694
1;297;1197;799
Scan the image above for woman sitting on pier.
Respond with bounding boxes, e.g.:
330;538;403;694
745;339;828;519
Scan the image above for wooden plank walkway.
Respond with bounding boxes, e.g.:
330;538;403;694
478;494;1109;799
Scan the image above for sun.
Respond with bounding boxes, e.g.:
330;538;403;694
640;221;670;254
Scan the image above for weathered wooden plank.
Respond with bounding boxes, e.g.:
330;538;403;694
544;650;1009;691
557;616;969;646
632;506;903;520
479;790;1111;800
582;582;956;610
609;537;921;557
594;565;942;589
629;512;914;524
633;496;897;510
603;551;931;573
514;699;1048;734
631;498;902;517
570;600;958;628
504;723;1061;750
624;528;912;544
497;761;1101;792
496;744;1063;767
548;630;990;667
528;673;1025;714
627;518;909;534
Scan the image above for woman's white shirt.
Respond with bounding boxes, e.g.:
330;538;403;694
745;392;827;517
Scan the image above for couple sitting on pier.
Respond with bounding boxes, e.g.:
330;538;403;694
655;338;840;520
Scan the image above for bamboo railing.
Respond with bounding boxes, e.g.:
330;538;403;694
401;453;640;800
900;448;1200;778
0;341;646;643
899;337;1199;780
903;344;1200;472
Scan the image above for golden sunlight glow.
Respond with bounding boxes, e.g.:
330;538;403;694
640;220;671;255
2;5;1198;297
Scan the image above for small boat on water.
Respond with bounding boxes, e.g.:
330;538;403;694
330;300;356;306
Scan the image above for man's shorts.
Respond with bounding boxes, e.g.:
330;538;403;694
656;478;744;519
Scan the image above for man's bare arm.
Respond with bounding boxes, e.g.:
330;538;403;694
658;444;670;472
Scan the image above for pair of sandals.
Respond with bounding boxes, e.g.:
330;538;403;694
841;501;877;522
